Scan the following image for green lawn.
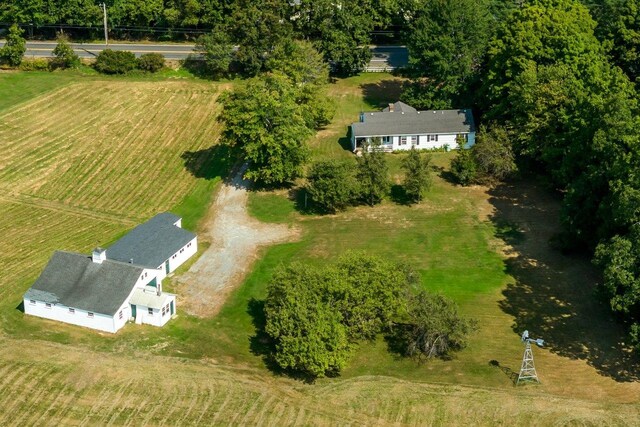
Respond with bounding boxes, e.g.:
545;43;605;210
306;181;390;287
2;70;636;411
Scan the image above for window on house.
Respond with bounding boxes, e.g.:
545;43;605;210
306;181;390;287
187;243;191;248
148;308;153;315
410;136;418;145
88;312;94;318
457;133;468;143
69;308;75;314
180;248;184;253
382;136;392;145
45;303;52;309
400;136;407;145
29;300;36;305
162;307;166;316
119;311;123;319
427;134;438;142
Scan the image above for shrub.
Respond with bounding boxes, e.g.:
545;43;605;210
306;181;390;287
0;24;26;67
137;53;165;73
393;291;477;362
450;137;477;186
357;140;391;206
18;58;50;71
94;49;137;74
306;160;358;213
51;35;80;69
472;125;517;182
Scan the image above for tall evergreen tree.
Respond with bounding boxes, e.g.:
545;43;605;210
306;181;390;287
357;141;391;206
402;148;432;202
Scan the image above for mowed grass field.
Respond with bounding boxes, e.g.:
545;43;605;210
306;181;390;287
0;70;638;425
0;72;227;341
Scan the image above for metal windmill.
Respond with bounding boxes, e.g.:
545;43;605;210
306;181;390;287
516;330;544;385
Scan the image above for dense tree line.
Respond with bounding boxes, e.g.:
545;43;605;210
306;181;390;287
406;0;640;350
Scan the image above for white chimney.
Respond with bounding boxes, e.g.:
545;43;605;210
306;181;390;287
92;247;106;264
388;103;394;112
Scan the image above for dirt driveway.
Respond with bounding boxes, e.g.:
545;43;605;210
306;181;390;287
177;166;299;317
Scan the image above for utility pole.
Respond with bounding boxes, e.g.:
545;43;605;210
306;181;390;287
100;3;108;45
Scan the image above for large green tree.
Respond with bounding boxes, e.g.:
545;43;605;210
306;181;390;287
593;0;640;82
266;40;335;129
265;264;351;378
220;72;312;185
293;0;376;75
402;0;493;108
333;252;410;340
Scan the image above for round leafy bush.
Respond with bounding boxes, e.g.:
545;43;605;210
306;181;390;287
94;49;137;74
137;53;165;73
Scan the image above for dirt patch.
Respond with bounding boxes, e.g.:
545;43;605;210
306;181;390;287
177;166;300;317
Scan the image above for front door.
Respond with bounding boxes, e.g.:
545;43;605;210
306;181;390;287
170;301;174;315
165;260;170;274
131;304;137;318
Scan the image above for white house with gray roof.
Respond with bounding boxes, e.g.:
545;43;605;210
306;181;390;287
350;102;476;152
23;213;197;333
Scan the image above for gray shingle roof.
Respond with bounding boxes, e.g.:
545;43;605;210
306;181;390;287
352;106;475;138
382;101;417;113
106;212;195;268
24;251;143;316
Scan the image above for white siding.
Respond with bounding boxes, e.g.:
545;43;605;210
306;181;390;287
24;299;117;333
360;132;475;152
165;237;197;274
133;295;176;327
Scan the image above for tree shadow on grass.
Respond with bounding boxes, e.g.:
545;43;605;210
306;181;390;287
432;165;459;186
390;184;412;206
360;79;405;109
247;298;318;383
181;144;236;181
489;180;640;382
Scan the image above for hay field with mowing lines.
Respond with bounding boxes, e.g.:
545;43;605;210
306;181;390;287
0;339;638;426
0;80;224;219
0;77;227;343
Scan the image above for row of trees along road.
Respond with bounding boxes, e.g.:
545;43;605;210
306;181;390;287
1;0;405;76
406;0;640;350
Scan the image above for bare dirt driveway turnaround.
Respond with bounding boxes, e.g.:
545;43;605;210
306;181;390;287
177;166;300;317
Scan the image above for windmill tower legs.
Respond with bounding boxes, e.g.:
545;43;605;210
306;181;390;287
517;341;540;384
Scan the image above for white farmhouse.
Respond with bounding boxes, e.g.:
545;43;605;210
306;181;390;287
23;212;197;333
350;101;476;152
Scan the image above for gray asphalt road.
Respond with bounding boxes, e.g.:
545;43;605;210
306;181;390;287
0;41;408;70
